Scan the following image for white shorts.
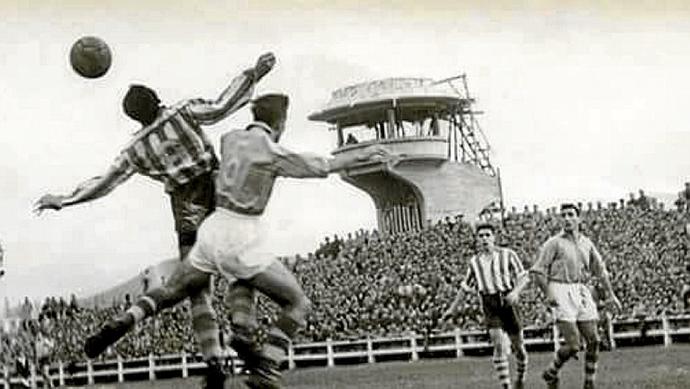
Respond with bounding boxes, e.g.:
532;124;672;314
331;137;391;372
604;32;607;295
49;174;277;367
188;208;275;280
549;282;599;322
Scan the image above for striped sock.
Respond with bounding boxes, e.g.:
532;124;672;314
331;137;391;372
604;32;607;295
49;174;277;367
127;295;157;323
492;356;511;387
190;289;222;361
546;347;573;377
515;350;528;380
227;281;256;329
584;345;598;384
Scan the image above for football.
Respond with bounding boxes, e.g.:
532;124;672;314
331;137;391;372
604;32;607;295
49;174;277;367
69;36;112;79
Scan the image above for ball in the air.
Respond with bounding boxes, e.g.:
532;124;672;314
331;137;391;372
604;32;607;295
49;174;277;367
69;36;112;79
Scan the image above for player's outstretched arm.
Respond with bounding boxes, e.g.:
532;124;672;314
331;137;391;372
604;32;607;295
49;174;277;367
34;155;134;215
269;142;397;179
327;145;395;173
188;52;276;125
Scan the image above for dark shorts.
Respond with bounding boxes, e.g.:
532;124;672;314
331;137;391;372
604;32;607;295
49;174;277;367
170;172;216;250
481;292;522;335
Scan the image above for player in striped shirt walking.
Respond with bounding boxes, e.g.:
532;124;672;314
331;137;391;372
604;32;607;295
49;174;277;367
516;203;622;389
34;52;276;389
443;223;530;389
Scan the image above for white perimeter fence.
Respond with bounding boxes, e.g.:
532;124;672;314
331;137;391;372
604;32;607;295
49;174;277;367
2;314;689;388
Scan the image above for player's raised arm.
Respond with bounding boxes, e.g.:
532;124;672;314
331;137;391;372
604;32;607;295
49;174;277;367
34;154;134;214
187;52;276;125
266;138;395;179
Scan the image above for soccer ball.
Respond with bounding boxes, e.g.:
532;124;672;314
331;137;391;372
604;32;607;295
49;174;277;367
69;36;112;79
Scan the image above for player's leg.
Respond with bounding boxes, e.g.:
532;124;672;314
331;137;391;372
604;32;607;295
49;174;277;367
543;284;582;388
488;327;511;389
504;304;527;389
543;321;580;387
576;285;601;389
180;234;226;389
173;176;225;371
84;259;210;358
483;294;510;389
241;259;311;389
577;321;599;389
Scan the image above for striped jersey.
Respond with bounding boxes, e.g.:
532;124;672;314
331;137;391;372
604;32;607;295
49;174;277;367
62;69;257;206
464;247;526;294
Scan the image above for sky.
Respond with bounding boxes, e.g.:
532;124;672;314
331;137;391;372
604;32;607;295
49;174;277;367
2;1;690;304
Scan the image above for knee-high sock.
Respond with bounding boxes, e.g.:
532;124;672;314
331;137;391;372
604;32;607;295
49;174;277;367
584;342;599;384
125;295;158;324
227;281;257;331
492;356;511;387
546;345;577;376
514;346;528;380
190;287;222;361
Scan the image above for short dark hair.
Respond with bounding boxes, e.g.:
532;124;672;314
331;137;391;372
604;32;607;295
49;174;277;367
475;223;496;235
123;85;161;126
560;203;581;216
251;94;289;124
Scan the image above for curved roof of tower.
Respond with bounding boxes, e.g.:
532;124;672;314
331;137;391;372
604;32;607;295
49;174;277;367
309;77;471;124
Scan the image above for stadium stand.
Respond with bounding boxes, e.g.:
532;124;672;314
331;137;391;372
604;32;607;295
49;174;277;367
2;195;689;371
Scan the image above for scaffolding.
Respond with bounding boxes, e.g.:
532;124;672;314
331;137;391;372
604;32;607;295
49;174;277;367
433;74;495;176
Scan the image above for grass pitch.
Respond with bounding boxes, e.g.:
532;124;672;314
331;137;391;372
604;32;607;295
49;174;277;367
85;345;690;389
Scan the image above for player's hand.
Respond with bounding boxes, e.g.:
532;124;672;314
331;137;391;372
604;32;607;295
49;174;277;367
357;145;397;164
254;52;276;80
608;295;622;311
505;291;519;305
33;194;65;215
544;292;558;308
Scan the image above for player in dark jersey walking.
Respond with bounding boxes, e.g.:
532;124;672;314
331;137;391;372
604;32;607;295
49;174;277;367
521;203;622;389
34;52;275;389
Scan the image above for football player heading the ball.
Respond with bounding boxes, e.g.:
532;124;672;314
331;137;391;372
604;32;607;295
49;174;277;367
34;52;276;389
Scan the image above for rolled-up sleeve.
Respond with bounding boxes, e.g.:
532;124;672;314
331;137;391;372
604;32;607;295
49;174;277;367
530;239;556;277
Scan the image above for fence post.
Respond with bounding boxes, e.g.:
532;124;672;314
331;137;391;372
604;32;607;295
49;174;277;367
287;342;296;370
181;353;189;378
410;333;419;362
148;354;155;381
366;337;375;364
326;339;335;368
29;362;37;388
117;355;124;383
552;321;560;352
58;360;65;387
662;314;672;347
3;365;9;389
454;328;464;358
86;360;94;385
